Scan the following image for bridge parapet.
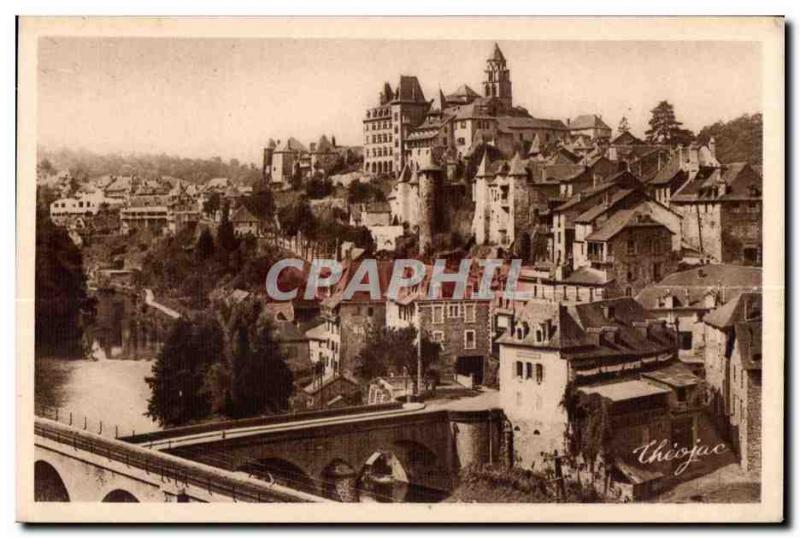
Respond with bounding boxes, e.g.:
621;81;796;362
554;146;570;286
121;402;404;445
34;417;324;503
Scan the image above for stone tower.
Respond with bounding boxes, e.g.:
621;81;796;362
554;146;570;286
484;43;512;108
417;155;440;255
472;151;493;246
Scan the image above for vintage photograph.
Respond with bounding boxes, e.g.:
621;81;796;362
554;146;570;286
17;17;784;522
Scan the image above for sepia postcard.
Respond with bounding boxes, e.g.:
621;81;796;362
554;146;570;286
16;16;784;523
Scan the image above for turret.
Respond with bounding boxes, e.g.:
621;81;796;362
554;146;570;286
417;154;441;255
483;43;512;108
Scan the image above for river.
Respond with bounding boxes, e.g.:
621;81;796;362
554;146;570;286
36;356;161;435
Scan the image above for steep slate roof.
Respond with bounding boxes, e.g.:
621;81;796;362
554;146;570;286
586;208;672;243
671;162;761;203
611;131;644;146
574;189;638;224
230;205;259;223
393;75;426;103
563;266;613;286
489;42;506;62
497;116;568;132
302;373;359;395
446;84;480;101
703;292;762;330
635;264;762;311
497;297;673;358
570;114;612;131
648;153;687;186
276;137;308;153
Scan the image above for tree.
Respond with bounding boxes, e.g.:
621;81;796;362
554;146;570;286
146;314;225;427
562;385;614;472
35;206;87;357
347;180;386;204
216;202;238;252
278;198;316;237
354;325;440;387
696;113;762;164
37;158;55;178
195;228;215;260
617;116;630;135
228;317;294;417
645;100;694;146
305;176;334;199
203;192;221;216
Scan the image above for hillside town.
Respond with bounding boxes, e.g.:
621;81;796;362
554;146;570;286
36;43;764;503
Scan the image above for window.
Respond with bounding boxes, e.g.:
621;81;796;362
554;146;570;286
448;304;461;319
627;240;636;255
464;330;476;349
535;363;544;384
432;305;444;324
676;387;687;402
432;330;444;343
515;361;523;379
367;307;374;317
464;304;476;323
679;331;693;350
525;362;533;379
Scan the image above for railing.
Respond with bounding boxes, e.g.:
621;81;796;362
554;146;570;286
34;418;321;503
34;404;141;441
119;402;403;445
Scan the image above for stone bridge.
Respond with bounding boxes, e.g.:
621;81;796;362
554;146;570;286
124;403;507;502
33;417;324;503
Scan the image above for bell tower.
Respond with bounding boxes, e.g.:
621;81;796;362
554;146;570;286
484;43;512;108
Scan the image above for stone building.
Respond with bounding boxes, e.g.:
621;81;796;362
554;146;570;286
550;170;644;269
363;76;429;175
670;161;763;265
495;297;691;476
702;291;762;473
385;267;493;385
368;44;569;176
635;264;762;373
268;137;307;186
580;207;678;298
566;114;613;140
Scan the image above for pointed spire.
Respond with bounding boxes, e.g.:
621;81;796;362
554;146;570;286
397;163;412;182
509;152;527;176
438;87;447;112
490;42;506;63
476;151;492;178
529;134;541;155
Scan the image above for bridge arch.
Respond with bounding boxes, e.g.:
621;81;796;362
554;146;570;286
238;457;315;493
320;458;358;502
34;460;70;502
102;489;139;503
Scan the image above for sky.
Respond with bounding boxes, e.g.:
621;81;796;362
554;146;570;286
38;37;762;165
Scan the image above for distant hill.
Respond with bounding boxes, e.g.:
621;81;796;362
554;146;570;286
37;146;263;185
696;113;762;165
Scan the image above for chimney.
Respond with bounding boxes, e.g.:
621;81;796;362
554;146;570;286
708;137;716;159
